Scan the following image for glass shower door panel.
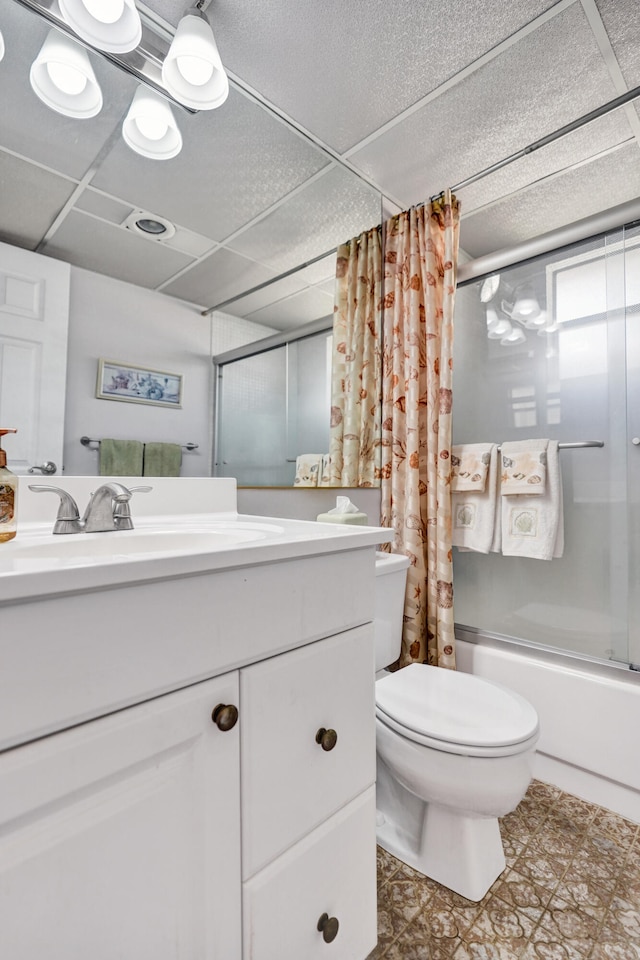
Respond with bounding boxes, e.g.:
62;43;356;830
216;347;292;486
625;229;640;669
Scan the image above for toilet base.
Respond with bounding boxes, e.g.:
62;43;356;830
376;802;506;902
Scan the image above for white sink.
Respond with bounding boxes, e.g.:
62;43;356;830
0;520;285;573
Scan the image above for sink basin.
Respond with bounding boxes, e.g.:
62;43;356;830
0;520;285;573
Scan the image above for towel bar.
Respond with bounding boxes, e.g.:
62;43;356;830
80;436;199;451
495;440;604;451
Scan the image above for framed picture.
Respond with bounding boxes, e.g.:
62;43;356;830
96;359;183;408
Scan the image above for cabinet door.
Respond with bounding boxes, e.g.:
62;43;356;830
240;624;375;877
243;787;377;960
0;674;241;960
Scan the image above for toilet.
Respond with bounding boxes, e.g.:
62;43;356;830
373;552;540;902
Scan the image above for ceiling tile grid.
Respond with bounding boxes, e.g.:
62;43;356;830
161;245;280;308
348;3;619;208
0;152;78;251
243;286;334;332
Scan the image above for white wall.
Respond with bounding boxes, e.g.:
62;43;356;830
63;265;275;477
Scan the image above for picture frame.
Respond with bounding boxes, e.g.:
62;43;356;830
96;359;183;408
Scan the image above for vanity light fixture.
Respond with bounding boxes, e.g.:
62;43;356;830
58;0;142;54
500;326;526;346
122;86;183;160
30;30;103;119
161;5;229;110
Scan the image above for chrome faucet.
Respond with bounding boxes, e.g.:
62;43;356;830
29;483;152;534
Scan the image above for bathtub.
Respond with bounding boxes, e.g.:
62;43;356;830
456;628;640;823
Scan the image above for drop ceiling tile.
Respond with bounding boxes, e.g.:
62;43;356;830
459;142;640;258
213;0;558;153
91;87;330;242
245;287;335;332
0;152;77;250
595;0;640;87
459;111;634;215
227;166;381;273
220;274;309;319
74;190;134;224
161;246;277;308
296;253;338;286
350;3;618;209
42;211;195;289
0;2;137;180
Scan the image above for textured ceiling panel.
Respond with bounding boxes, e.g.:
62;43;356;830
91;87;330;242
350;3;618;209
211;0;559;153
459;142;640;258
0;2;137;181
161;247;278;309
0;152;77;250
595;0;640;87
74;190;134;224
227;167;381;273
244;287;335;332
43;211;194;289
221;274;308;319
459;111;633;215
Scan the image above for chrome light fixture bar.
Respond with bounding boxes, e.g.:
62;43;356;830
12;0;199;114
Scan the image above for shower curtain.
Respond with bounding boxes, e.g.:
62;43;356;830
380;192;460;668
328;225;382;487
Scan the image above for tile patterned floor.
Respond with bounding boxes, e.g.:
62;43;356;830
368;781;640;959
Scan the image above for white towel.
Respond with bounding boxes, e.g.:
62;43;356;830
317;453;332;487
452;444;499;554
500;439;548;495
293;454;323;487
501;441;564;560
451;443;493;491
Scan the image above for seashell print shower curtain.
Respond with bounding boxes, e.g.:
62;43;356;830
380;192;460;669
328;226;383;487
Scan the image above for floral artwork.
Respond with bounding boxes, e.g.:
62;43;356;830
96;360;183;408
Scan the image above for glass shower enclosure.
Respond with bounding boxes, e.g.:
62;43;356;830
453;222;640;669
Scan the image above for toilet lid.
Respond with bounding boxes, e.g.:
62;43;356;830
375;664;539;749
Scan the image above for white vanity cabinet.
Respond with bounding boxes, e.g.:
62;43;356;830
0;500;385;960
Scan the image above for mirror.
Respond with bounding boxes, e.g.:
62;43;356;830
0;0;384;483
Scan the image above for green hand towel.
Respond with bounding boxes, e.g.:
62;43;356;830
100;438;144;477
143;442;182;477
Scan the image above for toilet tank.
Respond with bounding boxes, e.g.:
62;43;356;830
374;552;410;673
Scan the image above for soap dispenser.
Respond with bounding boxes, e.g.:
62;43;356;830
0;428;18;542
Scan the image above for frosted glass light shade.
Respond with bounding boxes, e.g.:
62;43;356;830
162;11;229;110
510;283;541;322
58;0;141;53
487;315;512;339
122;87;182;160
0;28;5;63
501;327;526;346
30;31;102;119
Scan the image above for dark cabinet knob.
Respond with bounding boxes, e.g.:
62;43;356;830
211;703;238;731
317;912;339;943
315;727;337;751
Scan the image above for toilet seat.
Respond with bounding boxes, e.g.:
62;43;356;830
375;664;539;758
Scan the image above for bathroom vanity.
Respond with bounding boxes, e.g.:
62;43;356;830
0;478;391;959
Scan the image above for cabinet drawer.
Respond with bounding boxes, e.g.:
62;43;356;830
240;624;375;878
243;787;377;960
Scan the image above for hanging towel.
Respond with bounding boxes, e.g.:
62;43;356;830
452;444;499;553
451;443;493;492
143;442;182;477
293;454;323;487
501;441;564;560
500;439;548;495
99;438;143;477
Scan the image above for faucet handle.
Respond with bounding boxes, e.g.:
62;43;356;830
28;484;82;534
113;485;153;530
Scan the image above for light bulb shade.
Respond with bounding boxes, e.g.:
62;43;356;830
510;283;541;322
487;318;512;339
122;87;182;160
479;274;501;303
486;307;502;331
30;30;102;119
162;11;229;110
501;327;526;346
58;0;141;53
0;28;5;63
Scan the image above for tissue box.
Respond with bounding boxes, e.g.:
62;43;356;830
316;511;369;525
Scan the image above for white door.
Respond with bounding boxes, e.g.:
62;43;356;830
0;673;242;959
0;240;70;475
